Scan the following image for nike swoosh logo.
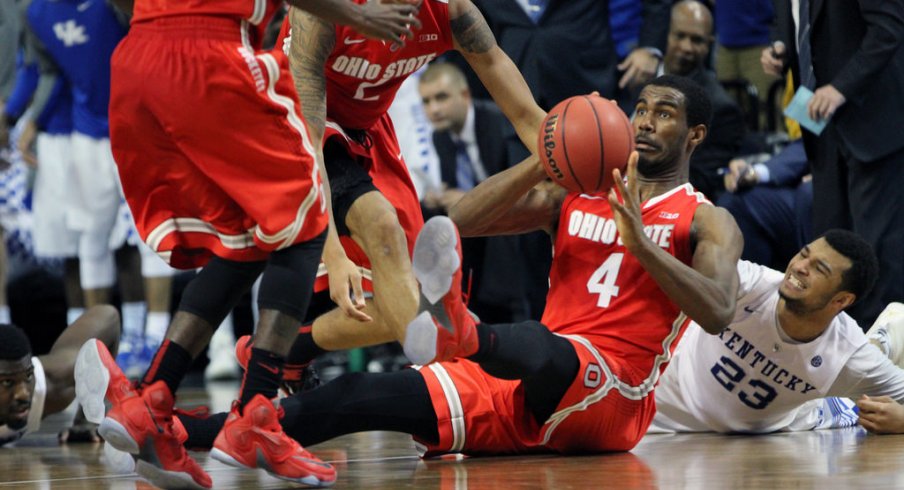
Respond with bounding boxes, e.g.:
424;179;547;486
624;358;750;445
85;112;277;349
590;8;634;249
77;1;92;11
744;305;756;313
256;362;280;375
344;37;366;45
143;400;165;434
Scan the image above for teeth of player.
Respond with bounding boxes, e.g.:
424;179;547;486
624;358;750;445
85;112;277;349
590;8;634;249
790;277;803;289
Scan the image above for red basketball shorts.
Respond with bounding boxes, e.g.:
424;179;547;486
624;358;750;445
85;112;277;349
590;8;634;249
109;16;327;269
315;114;424;292
415;334;657;456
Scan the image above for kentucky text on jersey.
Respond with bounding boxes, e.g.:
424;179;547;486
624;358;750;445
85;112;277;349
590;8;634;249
567;209;674;249
717;327;818;395
331;53;438;83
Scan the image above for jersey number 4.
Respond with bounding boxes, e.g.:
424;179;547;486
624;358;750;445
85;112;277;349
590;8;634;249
587;253;624;307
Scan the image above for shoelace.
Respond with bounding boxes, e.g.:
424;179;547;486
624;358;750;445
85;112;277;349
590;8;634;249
462;268;474;307
174;405;211;419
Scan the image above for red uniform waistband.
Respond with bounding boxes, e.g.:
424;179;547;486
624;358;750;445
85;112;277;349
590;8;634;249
130;15;245;41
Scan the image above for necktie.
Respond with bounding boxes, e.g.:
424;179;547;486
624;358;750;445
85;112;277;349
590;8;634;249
797;0;815;90
527;0;548;24
454;139;475;191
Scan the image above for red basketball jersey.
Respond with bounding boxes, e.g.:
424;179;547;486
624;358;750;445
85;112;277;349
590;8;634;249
133;0;282;43
325;0;454;129
541;184;709;379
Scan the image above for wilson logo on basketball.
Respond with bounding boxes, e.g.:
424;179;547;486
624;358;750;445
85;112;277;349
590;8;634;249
543;115;564;180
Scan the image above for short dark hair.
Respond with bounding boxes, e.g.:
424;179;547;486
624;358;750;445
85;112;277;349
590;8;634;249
644;74;713;128
821;229;879;303
0;325;32;361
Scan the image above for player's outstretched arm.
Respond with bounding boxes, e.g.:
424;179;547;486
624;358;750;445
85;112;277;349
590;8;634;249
450;155;565;237
448;0;545;154
609;154;742;334
40;306;120;417
289;0;420;45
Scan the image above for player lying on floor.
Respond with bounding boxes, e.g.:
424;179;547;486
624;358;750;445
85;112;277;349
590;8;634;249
648;238;904;434
0;306;119;446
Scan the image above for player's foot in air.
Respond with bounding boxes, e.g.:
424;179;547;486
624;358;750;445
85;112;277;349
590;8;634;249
210;395;336;487
74;339;212;489
867;302;904;367
403;216;479;365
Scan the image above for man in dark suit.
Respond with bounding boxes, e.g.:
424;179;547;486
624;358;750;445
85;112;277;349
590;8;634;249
763;0;904;328
718;140;812;270
473;0;671;110
662;0;745;200
418;62;527;323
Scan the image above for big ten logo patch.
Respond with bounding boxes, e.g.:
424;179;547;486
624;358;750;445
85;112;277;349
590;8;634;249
584;363;603;389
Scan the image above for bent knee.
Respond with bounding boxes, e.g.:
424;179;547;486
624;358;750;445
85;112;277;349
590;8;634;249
350;201;408;257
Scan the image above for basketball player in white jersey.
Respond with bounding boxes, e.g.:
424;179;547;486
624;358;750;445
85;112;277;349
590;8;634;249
648;231;904;434
0;306;119;445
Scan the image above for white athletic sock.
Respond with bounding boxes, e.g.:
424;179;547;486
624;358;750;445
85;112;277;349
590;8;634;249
145;311;170;348
0;306;10;324
121;301;147;340
67;307;86;326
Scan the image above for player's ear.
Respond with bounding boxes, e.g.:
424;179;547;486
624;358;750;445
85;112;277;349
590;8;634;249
687;124;707;148
832;291;856;311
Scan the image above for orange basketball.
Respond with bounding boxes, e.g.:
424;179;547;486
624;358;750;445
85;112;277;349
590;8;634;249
538;95;635;194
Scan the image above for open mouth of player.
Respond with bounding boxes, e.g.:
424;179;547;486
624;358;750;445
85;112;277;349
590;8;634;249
783;274;806;291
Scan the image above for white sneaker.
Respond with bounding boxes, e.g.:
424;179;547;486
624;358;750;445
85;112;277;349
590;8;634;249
205;324;239;381
866;302;904;367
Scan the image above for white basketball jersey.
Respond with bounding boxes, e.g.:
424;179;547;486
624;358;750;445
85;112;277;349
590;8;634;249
651;261;866;433
0;357;47;446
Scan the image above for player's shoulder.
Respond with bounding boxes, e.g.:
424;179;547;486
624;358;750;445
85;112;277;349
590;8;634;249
825;311;868;348
735;260;783;303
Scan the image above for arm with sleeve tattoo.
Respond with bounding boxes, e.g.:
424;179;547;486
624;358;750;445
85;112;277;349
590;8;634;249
448;0;545;154
288;9;372;321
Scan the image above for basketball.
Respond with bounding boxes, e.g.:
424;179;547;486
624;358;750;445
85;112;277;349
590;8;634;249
538;95;635;194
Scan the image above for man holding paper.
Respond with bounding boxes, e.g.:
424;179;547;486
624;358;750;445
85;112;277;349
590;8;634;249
762;0;904;330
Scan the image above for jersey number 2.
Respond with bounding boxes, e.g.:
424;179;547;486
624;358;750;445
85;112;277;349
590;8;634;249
354;78;391;101
587;253;624;307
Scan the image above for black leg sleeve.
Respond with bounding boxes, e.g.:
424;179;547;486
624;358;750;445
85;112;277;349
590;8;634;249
468;321;579;424
178;256;266;327
257;232;326;323
280;370;438;447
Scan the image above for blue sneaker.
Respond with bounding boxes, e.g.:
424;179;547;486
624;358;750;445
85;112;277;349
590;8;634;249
125;340;157;380
115;335;142;380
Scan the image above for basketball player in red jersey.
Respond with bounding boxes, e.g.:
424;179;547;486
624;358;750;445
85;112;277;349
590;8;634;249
278;0;546;356
72;1;420;489
174;75;745;457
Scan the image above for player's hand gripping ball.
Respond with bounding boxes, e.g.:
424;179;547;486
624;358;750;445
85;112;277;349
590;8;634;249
538;95;635;194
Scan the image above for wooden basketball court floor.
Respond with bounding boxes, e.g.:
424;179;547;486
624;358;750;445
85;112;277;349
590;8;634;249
2;381;904;489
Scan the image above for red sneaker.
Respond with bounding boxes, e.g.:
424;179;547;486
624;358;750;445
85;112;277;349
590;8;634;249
74;340;212;489
403;216;478;365
74;339;137;425
210;395;337;486
112;382;212;489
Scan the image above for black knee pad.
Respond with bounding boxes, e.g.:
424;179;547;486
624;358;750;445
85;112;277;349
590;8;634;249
258;232;326;323
178;257;266;327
